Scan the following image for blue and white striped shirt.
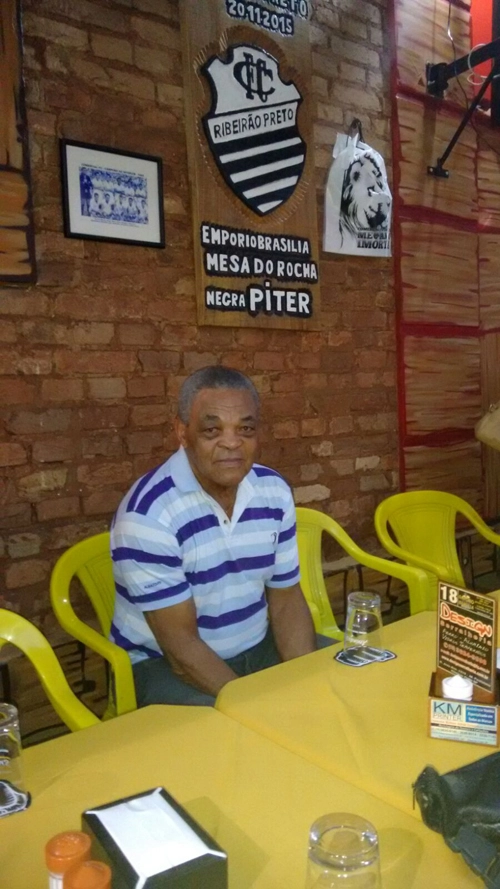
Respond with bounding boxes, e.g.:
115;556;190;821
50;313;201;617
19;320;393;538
110;447;300;664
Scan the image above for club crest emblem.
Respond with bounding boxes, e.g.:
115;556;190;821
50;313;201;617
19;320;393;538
202;44;306;216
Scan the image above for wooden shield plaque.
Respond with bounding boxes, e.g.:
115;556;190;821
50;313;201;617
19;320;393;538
0;0;36;283
181;0;320;330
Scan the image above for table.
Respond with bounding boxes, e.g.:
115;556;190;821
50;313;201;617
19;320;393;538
0;704;482;887
216;611;497;818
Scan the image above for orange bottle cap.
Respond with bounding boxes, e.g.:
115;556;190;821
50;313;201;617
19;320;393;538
45;831;92;874
64;860;112;889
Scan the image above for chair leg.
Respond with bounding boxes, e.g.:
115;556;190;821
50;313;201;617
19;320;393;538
0;663;12;703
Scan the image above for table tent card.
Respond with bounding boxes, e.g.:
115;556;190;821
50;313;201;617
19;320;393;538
428;582;499;746
83;787;227;888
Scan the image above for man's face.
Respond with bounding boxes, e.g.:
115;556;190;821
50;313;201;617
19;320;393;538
175;387;259;497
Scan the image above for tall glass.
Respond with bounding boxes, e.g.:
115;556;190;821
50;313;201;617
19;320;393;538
0;703;30;817
344;592;384;654
306;812;381;888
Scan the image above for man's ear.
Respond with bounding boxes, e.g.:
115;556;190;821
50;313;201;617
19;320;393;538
174;416;187;448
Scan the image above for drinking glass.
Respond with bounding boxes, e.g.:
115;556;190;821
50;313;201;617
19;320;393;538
344;592;384;654
0;703;30;817
305;812;381;888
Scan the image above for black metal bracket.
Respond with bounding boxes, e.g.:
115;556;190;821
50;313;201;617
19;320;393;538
426;38;500;97
426;39;500;177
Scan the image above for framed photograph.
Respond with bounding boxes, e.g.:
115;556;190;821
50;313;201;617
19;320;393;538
60;139;165;248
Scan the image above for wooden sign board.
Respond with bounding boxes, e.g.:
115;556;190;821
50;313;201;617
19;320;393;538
0;0;36;283
180;0;320;330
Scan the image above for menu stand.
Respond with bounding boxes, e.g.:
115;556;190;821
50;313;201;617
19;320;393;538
428;582;499;746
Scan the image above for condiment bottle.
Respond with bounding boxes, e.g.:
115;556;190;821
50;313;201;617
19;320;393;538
45;831;92;889
64;860;112;889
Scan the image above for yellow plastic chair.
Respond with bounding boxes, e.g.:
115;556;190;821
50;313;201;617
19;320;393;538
296;507;433;634
0;609;99;732
50;533;136;719
374;490;500;609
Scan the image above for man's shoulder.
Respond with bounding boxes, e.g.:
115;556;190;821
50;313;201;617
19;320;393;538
250;463;293;495
115;452;180;522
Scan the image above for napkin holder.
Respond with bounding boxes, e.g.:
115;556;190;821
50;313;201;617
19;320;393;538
82;787;227;888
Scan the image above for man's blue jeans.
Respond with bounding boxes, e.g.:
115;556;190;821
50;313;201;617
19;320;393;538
132;627;336;706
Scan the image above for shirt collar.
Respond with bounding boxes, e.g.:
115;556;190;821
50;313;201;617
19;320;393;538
169;446;255;502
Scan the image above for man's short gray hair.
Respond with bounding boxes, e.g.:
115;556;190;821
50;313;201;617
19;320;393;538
177;366;260;423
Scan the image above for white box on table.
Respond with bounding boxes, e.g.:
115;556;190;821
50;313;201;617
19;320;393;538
82;786;227;888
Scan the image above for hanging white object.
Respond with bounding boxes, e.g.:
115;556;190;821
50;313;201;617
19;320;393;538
323;132;392;256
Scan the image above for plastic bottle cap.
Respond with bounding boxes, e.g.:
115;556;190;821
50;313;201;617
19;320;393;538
442;674;473;701
64;860;112;889
45;831;92;874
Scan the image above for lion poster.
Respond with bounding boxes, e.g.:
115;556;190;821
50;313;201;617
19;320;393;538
323;133;392;257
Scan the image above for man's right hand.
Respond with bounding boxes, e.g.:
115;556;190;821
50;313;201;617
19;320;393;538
145;599;238;697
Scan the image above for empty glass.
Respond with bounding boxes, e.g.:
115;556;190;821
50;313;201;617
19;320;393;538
0;703;30;817
306;812;381;888
344;592;384;654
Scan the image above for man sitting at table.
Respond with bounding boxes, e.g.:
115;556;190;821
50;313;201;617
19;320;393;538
110;365;324;706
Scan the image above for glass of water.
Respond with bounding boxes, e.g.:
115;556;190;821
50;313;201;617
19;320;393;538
306;812;381;888
344;592;384;654
0;703;30;817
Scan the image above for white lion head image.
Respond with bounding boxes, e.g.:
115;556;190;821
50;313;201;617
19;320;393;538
339;149;391;243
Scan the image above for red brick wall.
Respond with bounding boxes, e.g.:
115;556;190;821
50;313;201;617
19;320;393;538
0;0;396;627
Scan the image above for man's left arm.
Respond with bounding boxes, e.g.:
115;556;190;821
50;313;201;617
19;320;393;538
266;582;316;660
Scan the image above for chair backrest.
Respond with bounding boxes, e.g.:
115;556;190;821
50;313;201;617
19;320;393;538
50;532;137;718
51;533;115;635
54;531;115;636
296;507;343;640
0;609;99;732
374;491;469;588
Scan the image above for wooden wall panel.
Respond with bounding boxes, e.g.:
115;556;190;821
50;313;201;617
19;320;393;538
180;2;320;330
480;333;500;517
478;138;500;229
401;220;478;325
479;234;500;330
404;440;482;509
0;0;36;282
395;0;473;103
397;96;477;217
405;336;481;435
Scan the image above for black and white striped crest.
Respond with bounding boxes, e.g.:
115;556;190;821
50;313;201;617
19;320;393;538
202;45;306;217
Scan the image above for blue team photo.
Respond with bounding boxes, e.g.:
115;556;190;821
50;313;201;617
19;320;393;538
60;139;165;248
79;165;149;226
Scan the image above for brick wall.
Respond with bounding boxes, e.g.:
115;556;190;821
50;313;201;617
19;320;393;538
0;0;396;628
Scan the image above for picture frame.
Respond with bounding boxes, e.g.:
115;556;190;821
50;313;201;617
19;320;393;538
60;139;165;248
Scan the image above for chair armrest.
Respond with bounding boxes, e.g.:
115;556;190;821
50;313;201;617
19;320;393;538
312;511;437;615
332;528;436;614
467;514;500;550
50;599;136;716
361;551;437;614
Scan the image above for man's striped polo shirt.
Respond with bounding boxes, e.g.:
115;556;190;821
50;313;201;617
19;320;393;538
110;446;300;664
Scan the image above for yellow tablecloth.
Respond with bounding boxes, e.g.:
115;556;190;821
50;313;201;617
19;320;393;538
0;704;482;887
216;611;497;818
